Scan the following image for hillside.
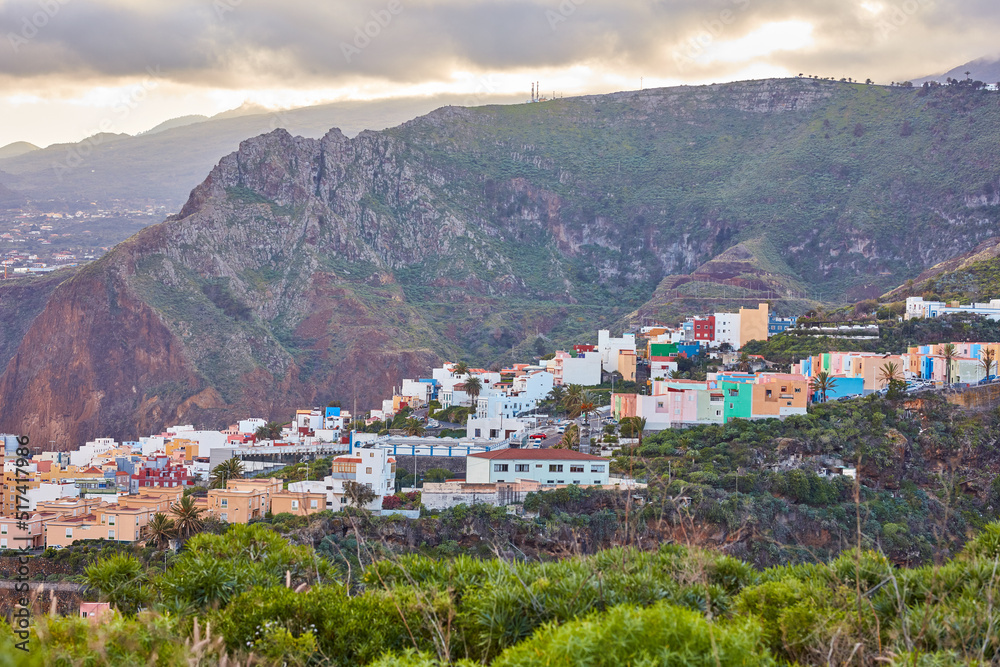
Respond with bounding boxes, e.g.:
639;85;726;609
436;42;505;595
0;141;39;159
5;78;1000;443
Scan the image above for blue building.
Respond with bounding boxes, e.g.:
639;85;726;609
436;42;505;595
768;315;795;336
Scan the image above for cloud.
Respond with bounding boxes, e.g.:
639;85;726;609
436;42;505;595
0;0;996;91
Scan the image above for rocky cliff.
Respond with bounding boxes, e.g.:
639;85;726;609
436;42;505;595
3;78;1000;445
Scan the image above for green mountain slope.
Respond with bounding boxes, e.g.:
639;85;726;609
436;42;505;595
5;78;1000;443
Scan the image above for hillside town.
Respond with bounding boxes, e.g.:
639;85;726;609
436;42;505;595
4;300;997;553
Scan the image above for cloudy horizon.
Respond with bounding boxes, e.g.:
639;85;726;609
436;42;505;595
1;0;997;149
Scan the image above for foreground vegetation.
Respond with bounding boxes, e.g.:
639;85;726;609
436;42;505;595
4;522;1000;666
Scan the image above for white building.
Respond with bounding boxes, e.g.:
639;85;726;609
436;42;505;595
905;296;1000;321
238;418;266;434
466;449;610;486
70;438;117;467
597;330;637;374
546;351;602;386
288;447;395;511
466;415;532;440
400;379;435;406
713;312;741;348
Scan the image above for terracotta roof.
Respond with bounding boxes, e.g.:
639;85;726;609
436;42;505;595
469;449;606;461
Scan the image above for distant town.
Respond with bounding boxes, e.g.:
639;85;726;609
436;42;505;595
4;296;996;552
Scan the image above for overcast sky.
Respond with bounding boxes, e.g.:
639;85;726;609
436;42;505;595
0;0;997;148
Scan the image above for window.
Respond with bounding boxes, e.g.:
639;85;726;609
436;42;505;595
108;530;115;540
549;464;563;472
310;500;318;509
794;387;801;393
494;464;509;472
66;528;73;538
547;480;555;484
0;525;6;535
591;465;605;473
515;464;530;472
536;464;542;468
570;465;584;473
366;467;372;474
573;480;581;485
220;513;228;522
765;389;772;397
221;498;228;508
341;496;348;504
291;500;299;510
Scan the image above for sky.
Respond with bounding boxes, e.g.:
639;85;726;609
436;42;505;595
0;0;998;149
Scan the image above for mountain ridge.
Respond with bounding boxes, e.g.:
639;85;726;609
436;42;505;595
4;77;1000;444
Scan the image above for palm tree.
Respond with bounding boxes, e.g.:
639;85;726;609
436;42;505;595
737;352;752;373
170;495;205;538
209;457;244;489
563;384;585;418
253;421;282;441
546;386;566;414
877;361;902;389
980;348;996;380
452;361;469;376
941;343;957;385
812;371;837;403
667;370;683;380
556;424;579;450
83;553;148;616
403;418;425;436
463;375;483;406
146;513;176;549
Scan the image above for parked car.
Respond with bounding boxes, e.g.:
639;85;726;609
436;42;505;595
529;433;547;440
557;426;566;434
427;419;440;428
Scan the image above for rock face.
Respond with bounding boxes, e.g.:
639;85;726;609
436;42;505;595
3;78;1000;445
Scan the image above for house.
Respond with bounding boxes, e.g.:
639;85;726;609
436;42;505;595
44;503;154;547
466;449;610;486
597;330;637;374
905;296;1000;320
545;350;602;386
271;490;327;516
80;602;112;624
205;478;283;524
287;449;395;511
738;303;769;348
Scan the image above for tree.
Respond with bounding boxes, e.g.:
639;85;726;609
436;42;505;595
941;343;957;385
546;386;567;414
877;361;902;389
620;417;647;447
423;468;451;483
343;480;378;510
452;361;469;376
556;424;579;450
171;495;205;538
563;384;585;417
463;375;483;406
403;418;425;437
812;371;838;403
83;553;148;616
254;421;282;441
737;352;752;373
146;512;176;549
210;456;245;489
980;348;996;379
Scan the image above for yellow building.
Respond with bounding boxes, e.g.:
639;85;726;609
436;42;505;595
738;303;769;348
617;349;637;382
44;503;153;548
272;490;326;516
165;438;199;461
205;478;283;524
